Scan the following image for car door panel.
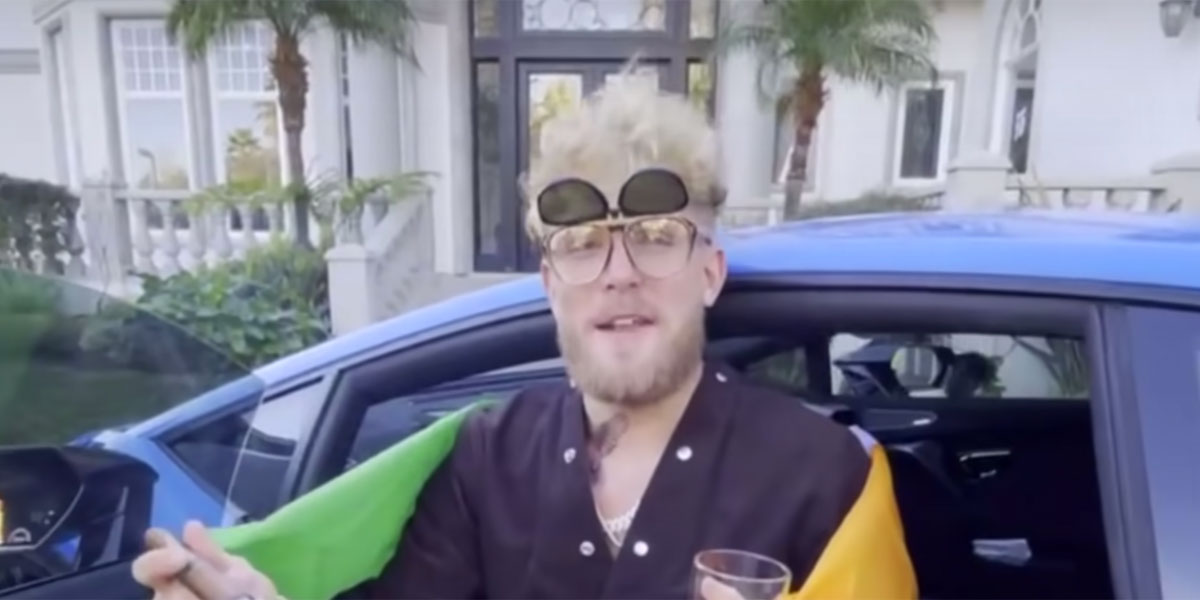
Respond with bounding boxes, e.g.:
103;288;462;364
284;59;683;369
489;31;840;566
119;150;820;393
10;561;147;600
841;398;1109;599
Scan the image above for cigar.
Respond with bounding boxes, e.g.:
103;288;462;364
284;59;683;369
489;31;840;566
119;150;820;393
144;528;258;600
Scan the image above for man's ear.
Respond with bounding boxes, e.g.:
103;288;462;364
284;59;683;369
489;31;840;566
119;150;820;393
702;246;727;308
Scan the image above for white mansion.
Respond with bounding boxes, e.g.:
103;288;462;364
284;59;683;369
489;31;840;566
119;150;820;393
1;0;1198;327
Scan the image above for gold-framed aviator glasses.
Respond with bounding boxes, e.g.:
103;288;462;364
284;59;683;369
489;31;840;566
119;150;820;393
542;216;712;285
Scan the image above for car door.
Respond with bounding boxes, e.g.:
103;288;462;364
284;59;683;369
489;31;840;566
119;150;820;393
723;286;1130;599
277;285;1118;597
0;270;271;599
1116;303;1200;599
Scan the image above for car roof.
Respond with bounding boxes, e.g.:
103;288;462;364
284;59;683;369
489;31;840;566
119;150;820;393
257;210;1200;386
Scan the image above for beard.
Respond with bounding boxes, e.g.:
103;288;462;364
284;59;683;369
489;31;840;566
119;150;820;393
558;305;706;408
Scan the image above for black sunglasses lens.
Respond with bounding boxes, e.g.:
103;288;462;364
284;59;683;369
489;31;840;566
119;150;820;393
619;170;688;217
538;180;608;226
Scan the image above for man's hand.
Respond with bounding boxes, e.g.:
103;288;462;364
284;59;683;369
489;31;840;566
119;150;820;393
132;520;279;600
699;577;749;600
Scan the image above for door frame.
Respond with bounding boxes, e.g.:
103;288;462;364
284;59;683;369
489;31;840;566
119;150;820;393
468;0;716;272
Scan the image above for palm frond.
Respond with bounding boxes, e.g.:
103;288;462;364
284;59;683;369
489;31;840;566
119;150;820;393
166;0;257;58
312;0;419;66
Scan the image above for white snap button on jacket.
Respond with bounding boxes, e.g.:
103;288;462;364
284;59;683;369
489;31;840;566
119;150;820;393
580;540;595;556
715;372;728;383
676;446;693;461
564;448;576;464
633;541;649;556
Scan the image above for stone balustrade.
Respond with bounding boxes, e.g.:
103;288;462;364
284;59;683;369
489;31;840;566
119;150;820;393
1005;175;1175;213
325;190;434;336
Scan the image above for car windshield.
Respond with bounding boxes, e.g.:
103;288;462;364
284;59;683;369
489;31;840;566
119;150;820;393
0;269;264;592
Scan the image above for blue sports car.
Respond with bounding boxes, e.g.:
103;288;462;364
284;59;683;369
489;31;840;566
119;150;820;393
3;210;1200;600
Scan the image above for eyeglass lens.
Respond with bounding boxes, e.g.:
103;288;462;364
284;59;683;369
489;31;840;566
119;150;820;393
545;217;697;284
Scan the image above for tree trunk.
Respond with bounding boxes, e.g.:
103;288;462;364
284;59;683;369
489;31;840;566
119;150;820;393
782;66;826;221
271;33;312;248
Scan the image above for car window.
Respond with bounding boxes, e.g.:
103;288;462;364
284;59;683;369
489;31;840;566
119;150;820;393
829;332;1089;399
168;381;324;520
744;347;809;395
0;269;261;593
346;368;565;470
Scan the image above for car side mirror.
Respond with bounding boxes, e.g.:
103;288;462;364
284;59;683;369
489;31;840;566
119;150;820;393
890;345;949;390
0;446;157;589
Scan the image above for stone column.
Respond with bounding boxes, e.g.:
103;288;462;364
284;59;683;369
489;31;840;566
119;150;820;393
715;0;777;211
1151;152;1200;213
944;0;1013;212
960;0;1009;153
944;151;1012;211
325;244;379;335
346;38;402;179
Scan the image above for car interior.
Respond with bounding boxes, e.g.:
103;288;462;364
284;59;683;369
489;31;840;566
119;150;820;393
291;287;1118;600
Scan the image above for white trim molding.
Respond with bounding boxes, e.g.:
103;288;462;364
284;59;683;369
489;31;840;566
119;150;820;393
889;75;964;186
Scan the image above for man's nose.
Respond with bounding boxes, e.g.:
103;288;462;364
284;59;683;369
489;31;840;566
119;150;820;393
599;234;641;289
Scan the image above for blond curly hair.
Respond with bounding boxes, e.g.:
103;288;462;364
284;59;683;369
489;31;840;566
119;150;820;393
521;62;725;241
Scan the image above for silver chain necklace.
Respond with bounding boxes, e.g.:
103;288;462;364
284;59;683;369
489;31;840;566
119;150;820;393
597;500;640;548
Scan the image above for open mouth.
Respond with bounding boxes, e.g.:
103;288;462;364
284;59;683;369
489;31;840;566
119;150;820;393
594;315;656;331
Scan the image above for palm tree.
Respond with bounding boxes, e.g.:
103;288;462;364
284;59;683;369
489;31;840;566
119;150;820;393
719;0;938;220
167;0;418;247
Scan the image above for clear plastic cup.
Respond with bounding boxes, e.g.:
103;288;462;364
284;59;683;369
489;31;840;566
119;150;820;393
692;548;792;600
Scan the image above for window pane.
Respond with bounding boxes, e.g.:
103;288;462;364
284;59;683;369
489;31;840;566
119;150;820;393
523;0;666;31
527;72;584;174
0;271;254;591
125;99;192;190
348;372;551;470
829;333;1088;399
170;383;323;520
474;0;498;36
474;62;501;257
690;0;716;37
746;348;809;395
605;65;660;89
899;87;944;179
1009;86;1034;174
215;99;282;187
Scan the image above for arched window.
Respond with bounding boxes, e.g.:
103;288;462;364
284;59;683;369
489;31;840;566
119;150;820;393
995;0;1040;174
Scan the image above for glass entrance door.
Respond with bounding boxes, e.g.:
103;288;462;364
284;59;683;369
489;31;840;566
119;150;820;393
515;61;666;270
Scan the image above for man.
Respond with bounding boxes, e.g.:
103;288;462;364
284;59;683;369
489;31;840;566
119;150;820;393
133;68;914;600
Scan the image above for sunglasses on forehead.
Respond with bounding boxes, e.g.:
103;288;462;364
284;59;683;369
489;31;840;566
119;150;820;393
535;169;713;285
536;168;689;227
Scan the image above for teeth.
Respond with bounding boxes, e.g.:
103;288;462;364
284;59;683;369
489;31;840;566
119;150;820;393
612;317;639;328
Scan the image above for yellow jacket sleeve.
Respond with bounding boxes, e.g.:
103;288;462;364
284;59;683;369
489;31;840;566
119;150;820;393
789;443;917;600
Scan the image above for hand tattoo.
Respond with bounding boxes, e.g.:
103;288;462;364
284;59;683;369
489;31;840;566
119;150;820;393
587;413;629;483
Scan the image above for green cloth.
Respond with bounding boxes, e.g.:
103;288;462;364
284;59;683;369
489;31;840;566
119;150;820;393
211;402;486;600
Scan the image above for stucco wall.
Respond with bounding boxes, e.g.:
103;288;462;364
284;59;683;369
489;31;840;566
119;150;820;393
0;0;56;182
814;0;985;201
1032;0;1200;179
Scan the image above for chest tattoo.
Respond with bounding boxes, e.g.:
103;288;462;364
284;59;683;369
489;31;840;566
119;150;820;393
587;413;629;483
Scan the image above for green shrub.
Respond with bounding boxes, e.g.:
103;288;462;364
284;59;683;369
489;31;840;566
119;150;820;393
131;242;331;368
